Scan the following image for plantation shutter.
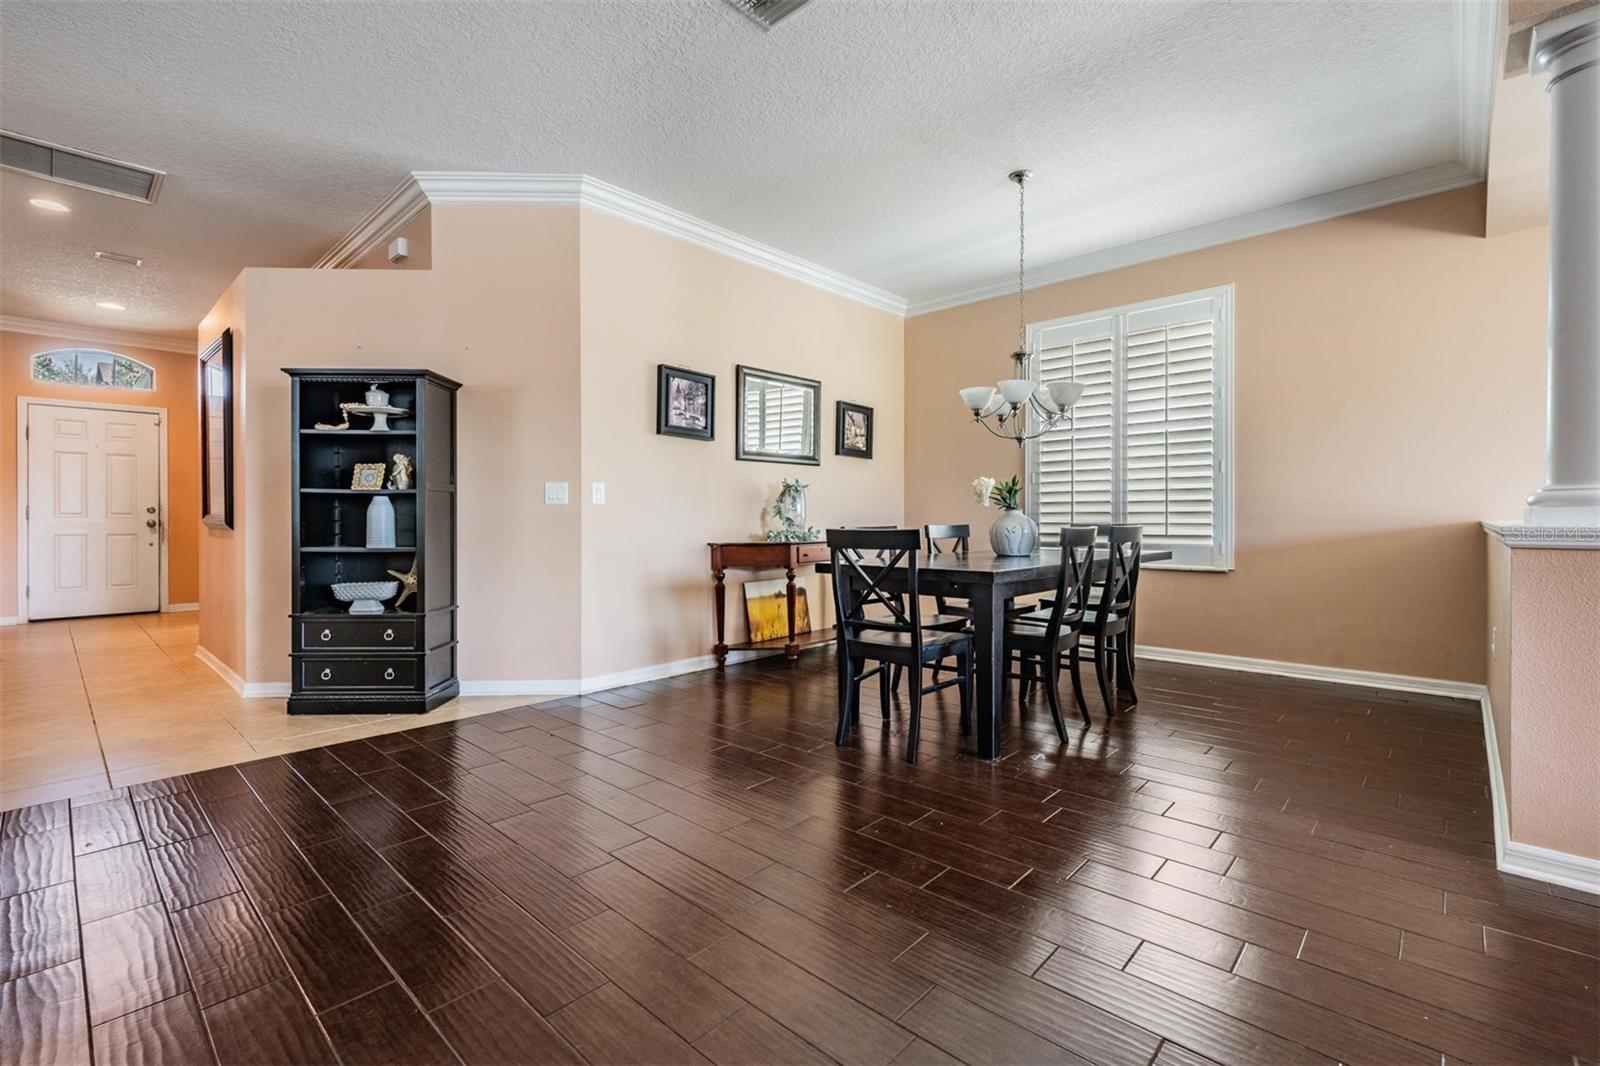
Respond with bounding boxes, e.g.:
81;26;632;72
745;378;812;454
1036;316;1116;530
1028;287;1232;570
1123;297;1216;548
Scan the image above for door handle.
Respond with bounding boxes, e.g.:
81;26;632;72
145;519;157;529
146;506;157;514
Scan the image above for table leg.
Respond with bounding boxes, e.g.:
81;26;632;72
784;567;800;665
972;584;1005;759
713;569;728;669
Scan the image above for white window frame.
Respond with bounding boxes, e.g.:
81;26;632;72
1025;284;1235;572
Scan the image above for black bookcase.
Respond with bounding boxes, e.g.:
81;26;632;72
284;369;461;714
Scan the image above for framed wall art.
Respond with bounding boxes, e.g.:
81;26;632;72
835;401;873;459
657;364;715;440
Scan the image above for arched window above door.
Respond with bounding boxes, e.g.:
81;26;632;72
30;348;155;391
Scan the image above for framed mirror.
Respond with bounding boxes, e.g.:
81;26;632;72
736;365;821;465
199;329;234;529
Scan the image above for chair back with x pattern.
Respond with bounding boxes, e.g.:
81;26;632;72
1035;527;1097;643
1092;524;1143;629
826;528;923;647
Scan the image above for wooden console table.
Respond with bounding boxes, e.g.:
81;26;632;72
709;541;830;668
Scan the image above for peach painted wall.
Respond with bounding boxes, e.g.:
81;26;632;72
1490;542;1600;860
577;208;905;678
197;282;247;675
209;203;583;684
2;328;199;618
906;185;1548;683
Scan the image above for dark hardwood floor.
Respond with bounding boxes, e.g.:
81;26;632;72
3;650;1597;1065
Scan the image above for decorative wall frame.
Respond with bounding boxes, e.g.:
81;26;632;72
835;401;874;459
657;364;715;440
736;365;821;465
199;329;234;529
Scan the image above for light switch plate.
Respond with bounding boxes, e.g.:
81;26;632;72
544;481;569;505
592;482;606;504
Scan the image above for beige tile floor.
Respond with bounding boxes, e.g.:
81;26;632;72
0;613;537;810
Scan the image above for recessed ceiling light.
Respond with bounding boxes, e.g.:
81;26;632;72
29;197;71;212
95;301;126;311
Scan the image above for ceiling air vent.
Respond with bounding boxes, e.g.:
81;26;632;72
723;0;812;30
1;131;165;204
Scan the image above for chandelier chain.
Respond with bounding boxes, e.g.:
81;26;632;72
1017;174;1026;350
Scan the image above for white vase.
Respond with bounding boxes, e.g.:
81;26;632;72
989;508;1038;556
365;494;396;548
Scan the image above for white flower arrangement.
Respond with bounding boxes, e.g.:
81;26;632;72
971;476;997;508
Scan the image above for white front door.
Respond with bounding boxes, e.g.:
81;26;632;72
25;403;161;619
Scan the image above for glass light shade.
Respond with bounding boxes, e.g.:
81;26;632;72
1034;383;1059;414
998;379;1035;404
1047;380;1086;409
959;386;997;413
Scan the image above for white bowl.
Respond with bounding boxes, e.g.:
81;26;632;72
331;581;400;602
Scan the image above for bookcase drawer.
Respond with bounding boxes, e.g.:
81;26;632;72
298;657;418;690
298;618;418;651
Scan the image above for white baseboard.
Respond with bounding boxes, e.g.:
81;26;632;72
243;682;292;698
163;602;198;613
1501;839;1600;894
1479;692;1600;895
0;616;19;627
459;647;782;698
1137;645;1486;702
194;645;245;696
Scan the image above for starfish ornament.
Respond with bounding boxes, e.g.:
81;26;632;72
386;559;419;610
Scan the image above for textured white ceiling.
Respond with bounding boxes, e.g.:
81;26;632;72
1;0;1470;338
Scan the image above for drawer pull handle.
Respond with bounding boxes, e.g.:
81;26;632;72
383;628;395;642
384;668;396;681
320;668;333;681
320;628;332;642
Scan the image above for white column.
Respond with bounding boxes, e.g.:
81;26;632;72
1525;8;1600;526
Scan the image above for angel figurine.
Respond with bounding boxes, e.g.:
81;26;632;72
388;453;414;490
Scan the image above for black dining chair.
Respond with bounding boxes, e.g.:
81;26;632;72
827;528;973;762
849;526;967;694
1079;524;1142;714
1004;527;1097;736
923;523;971;680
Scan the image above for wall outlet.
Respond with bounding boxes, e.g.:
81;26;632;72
592;482;606;504
544;481;569;505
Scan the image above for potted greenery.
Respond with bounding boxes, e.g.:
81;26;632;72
972;474;1038;556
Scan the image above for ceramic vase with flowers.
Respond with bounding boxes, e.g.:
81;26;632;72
973;475;1038;556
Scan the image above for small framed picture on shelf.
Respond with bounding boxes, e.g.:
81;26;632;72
657;364;715;441
351;462;387;491
835;401;873;459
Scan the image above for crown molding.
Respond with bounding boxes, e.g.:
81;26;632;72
319;171;908;316
570;175;907;316
312;174;430;270
1457;0;1503;177
0;314;194;354
905;161;1481;316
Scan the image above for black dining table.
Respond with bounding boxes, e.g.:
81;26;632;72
819;546;1170;759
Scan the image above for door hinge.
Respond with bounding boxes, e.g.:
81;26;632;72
24;585;29;599
23;505;29;520
23;426;28;440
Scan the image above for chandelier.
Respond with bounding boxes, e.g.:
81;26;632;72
958;170;1084;445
